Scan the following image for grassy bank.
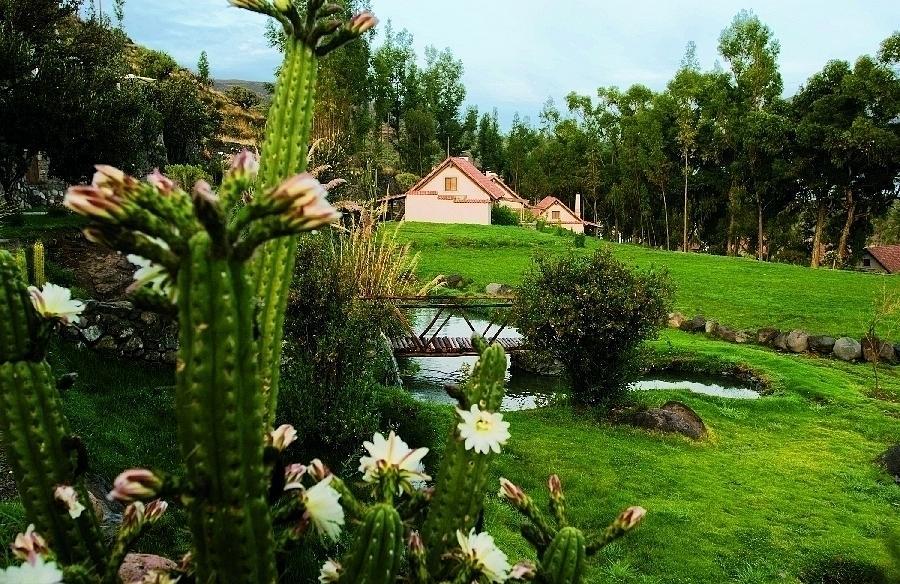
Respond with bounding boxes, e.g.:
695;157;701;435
396;222;900;337
486;330;900;583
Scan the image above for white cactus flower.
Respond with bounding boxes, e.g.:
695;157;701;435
303;476;344;541
28;284;84;325
0;557;64;584
359;431;430;491
126;255;173;298
456;405;511;454
53;485;85;519
456;529;510;583
318;559;342;583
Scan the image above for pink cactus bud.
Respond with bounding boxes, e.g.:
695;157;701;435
192;180;217;204
64;185;123;220
308;458;332;482
617;506;646;530
145;499;169;522
122;501;146;528
83;227;113;247
268;424;298;451
11;524;49;563
92;165;127;190
510;561;537;580
147;170;176;195
108;469;162;503
283;464;307;491
408;530;425;554
348;11;378;35
54;485;86;518
498;477;527;505
271;173;326;207
548;474;563;497
229;149;260;179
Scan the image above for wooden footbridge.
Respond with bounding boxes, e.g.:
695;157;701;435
371;297;525;357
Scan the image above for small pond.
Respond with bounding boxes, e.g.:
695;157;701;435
401;309;761;410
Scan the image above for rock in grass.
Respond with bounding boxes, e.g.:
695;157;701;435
630;401;706;440
704;319;718;334
485;282;513;295
757;327;780;345
773;333;790;351
833;337;862;362
880;444;900;482
119;554;178;584
786;330;809;353
667;312;686;328
808;336;836;354
734;331;752;344
861;337;898;365
713;324;737;343
680;315;706;333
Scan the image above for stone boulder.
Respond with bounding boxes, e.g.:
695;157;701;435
861;337;898;365
119;554;178;584
444;274;467;290
773;332;790;351
510;351;564;376
786;330;809;353
757;327;780;345
833;337;862;362
485;283;513;296
680;315;707;333
630;401;707;440
808;336;836;355
713;324;737;343
667;312;686;329
881;444;900;482
734;331;752;344
704;320;718;335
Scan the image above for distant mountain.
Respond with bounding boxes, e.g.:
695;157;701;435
213;79;272;100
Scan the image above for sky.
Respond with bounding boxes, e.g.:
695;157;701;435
122;0;900;129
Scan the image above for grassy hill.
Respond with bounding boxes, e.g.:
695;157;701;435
396;222;900;337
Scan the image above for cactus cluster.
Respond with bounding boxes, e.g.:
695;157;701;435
0;1;648;582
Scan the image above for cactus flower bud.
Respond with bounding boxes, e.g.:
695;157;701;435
147;170;176;195
122;501;146;528
616;506;646;530
54;485;86;519
348;11;378;35
272;173;325;208
229;149;260;180
283;463;307;491
92;164;127;191
510;561;537;581
108;469;163;502
229;0;271;12
408;530;425;554
498;478;527;506
145;499;169;523
548;474;562;497
11;525;50;564
308;458;331;482
65;185;124;220
268;424;297;451
318;559;342;583
192;180;217;205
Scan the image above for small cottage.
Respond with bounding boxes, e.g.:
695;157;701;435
532;195;585;233
858;245;900;274
401;157;495;225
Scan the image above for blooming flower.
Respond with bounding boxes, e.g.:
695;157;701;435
126;255;173;298
456;405;511;454
302;476;344;541
0;557;64;583
318;559;342;583
268;424;298;451
54;485;85;519
455;529;510;584
108;469;162;503
359;431;429;492
29;284;85;325
11;525;49;564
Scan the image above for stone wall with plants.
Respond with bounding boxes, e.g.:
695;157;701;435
668;312;899;365
60;301;177;364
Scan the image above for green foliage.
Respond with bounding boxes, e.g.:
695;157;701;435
197;50;210;84
164;163;210;190
132;47;179;79
395;172;420;193
514;248;674;405
153;74;221;165
491;204;521;226
226;85;262;109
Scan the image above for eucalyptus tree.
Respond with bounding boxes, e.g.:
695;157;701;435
371;22;416;139
421;46;466;154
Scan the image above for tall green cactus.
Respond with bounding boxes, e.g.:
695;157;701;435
0;251;106;570
339;503;404;584
421;338;508;571
32;240;46;287
541;527;586;584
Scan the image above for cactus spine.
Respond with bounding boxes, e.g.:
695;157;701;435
175;231;277;582
339;503;404;584
541;527;586;584
421;339;508;571
32;240;46;286
0;251;106;570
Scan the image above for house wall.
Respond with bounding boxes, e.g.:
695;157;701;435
539;202;584;233
418;165;485;199
857;252;888;273
498;199;526;215
405;194;491;225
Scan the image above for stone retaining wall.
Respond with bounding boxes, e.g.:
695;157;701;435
61;301;177;364
2;180;67;210
668;312;899;365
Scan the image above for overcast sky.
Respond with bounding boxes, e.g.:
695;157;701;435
123;0;900;128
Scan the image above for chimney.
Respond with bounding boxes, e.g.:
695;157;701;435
485;171;498;179
574;193;582;218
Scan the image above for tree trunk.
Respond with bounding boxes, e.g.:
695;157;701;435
726;186;737;256
683;150;689;252
810;201;826;268
662;187;670;251
757;195;765;261
835;188;856;268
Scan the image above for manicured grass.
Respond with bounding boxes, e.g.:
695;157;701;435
485;330;900;583
0;212;85;240
396;222;900;337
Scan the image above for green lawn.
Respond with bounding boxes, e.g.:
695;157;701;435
396;222;900;337
487;331;900;583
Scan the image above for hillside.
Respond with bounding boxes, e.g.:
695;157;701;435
213;79;272;101
395;222;900;337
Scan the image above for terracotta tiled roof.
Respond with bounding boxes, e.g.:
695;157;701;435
866;245;900;274
532;196;585;224
408;157;506;202
487;175;528;202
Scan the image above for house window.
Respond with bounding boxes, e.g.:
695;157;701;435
445;177;458;192
551;210;560;221
863;258;871;267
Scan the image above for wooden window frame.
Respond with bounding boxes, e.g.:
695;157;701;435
551;210;561;220
445;176;458;192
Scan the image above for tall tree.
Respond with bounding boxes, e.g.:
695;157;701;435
420;46;466;154
476;109;504;172
197;50;210;84
371;22;416;140
668;42;703;251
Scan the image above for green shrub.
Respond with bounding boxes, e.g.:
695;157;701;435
226;85;261;109
395;172;420;193
491;204;521;226
514;248;674;405
164;164;210;189
574;232;586;248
